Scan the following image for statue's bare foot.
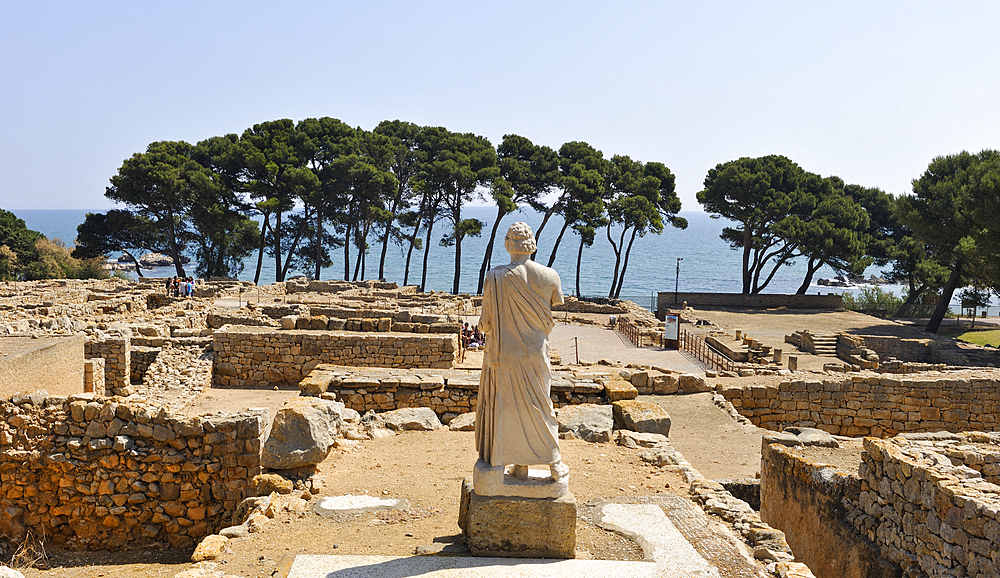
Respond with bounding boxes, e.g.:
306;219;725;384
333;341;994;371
550;461;569;482
510;465;529;479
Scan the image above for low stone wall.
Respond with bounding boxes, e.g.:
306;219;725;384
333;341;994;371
553;296;630;314
84;358;104;393
300;366;614;421
212;327;458;387
0;395;265;550
859;435;1000;577
761;441;901;578
285;279;399;294
0;336;84;398
131;346;160;384
657;292;843;315
720;371;1000;436
284;314;460;335
85;337;131;396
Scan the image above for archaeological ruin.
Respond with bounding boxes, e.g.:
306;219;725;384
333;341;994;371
0;277;999;577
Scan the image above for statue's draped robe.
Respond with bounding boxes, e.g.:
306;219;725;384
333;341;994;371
476;262;562;467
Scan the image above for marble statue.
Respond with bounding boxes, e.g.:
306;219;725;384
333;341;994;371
473;222;569;498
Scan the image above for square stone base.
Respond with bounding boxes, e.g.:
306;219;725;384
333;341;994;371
459;478;576;559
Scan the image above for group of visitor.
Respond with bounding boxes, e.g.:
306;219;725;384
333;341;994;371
166;276;195;297
462;322;485;349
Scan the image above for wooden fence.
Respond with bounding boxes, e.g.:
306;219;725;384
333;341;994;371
680;328;736;372
616;316;642;347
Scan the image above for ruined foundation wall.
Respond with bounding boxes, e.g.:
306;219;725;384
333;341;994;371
302;372;606;422
85;337;131;396
0;336;84;398
720;373;1000;436
859;436;1000;577
212;327;458;387
761;442;901;578
656;292;843;314
0;396;264;550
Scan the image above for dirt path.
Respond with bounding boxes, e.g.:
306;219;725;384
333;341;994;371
642;393;763;481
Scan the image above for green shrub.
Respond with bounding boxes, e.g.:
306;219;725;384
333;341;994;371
840;287;903;317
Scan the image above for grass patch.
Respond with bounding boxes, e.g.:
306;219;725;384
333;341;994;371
938;326;1000;347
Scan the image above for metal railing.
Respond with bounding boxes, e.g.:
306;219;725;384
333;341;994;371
680;328;736;372
616;316;642;347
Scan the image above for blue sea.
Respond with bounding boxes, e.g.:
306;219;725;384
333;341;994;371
11;207;976;313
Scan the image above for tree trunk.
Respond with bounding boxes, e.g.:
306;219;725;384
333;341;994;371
121;250;143;277
531;202;560;261
742;227;752;294
273;211;283;282
606;225;622;299
253;216;268;285
420;218;436;292
894;280;927;317
165;217;186;278
343;221;352;281
314;211;323;280
403;231;416;286
796;258;823;295
546;220;571;268
453;233;462;295
926;263;963;334
478;207;505;294
452;204;463;295
575;236;585;298
378;186;403;281
613;228;639;299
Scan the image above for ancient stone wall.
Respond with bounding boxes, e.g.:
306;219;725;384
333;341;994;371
212;327;458;387
85;337;131;396
300;365;611;422
859;435;1000;577
761;441;901;578
656;292;843;316
856;335;931;363
0;395;264;550
130;346;160;384
0;336;84;398
84;358;104;393
720;372;1000;436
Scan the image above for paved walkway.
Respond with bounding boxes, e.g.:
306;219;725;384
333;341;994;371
550;321;704;374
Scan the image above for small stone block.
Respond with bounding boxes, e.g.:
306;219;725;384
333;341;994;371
604;377;638;402
459;478;576;559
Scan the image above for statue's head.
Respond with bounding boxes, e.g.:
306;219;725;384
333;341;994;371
504;222;536;256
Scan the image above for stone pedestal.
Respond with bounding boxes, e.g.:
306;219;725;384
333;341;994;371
459;478;576;558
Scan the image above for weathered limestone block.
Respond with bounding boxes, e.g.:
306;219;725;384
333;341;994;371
381;407;441;431
459;479;576;559
556;404;613;443
190;534;228;561
604;377;638;402
612;400;671;437
448;412;476;431
651;373;678;395
617;430;668;449
261;397;344;469
679;374;709;393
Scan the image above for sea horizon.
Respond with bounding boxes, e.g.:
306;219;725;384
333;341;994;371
11;207;979;315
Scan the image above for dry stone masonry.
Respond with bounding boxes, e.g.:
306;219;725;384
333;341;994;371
212;326;459;387
720;370;1000;436
859;434;1000;578
0;395;264;550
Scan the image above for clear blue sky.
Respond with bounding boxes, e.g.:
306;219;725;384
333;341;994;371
2;1;998;211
